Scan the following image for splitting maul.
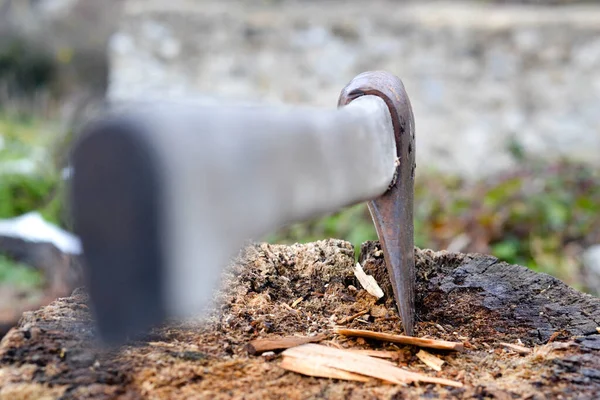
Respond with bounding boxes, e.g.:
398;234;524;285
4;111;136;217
70;71;416;346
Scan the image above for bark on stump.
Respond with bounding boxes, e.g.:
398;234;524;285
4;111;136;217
0;240;598;399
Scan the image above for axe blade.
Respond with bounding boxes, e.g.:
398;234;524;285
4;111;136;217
339;71;416;336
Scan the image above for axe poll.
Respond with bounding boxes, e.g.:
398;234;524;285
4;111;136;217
70;71;416;346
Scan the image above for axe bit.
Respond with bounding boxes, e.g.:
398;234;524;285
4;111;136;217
70;71;415;346
338;71;416;337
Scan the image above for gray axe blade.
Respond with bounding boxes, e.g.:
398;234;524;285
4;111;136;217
70;71;415;346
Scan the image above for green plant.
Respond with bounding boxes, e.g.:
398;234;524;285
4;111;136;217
0;112;66;226
267;159;600;292
0;255;44;289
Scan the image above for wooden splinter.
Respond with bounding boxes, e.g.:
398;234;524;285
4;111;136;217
334;328;464;351
246;333;327;355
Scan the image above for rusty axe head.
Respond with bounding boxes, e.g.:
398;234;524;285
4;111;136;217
338;71;416;336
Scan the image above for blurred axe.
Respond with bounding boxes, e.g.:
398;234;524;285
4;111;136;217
70;71;416;346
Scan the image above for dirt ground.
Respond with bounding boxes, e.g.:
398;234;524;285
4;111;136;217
0;239;599;399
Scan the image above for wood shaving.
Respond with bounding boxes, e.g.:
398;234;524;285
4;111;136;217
334;328;464;351
416;349;445;371
353;262;384;299
246;334;327;355
280;344;463;387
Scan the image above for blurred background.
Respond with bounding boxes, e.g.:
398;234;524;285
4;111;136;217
0;0;599;334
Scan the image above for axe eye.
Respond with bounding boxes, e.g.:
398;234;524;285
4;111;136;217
347;89;366;100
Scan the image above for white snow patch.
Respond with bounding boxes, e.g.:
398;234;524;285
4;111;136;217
0;212;81;254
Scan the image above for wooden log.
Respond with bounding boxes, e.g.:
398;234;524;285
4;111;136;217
359;241;600;343
0;241;598;399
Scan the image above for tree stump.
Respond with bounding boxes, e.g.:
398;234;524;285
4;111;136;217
0;240;598;399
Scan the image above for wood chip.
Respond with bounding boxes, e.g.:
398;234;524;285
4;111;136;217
280;344;463;387
337;310;368;325
596;327;600;334
353;263;384;299
346;349;399;359
291;297;304;308
416;350;445;371
246;333;327;355
280;355;371;382
334;328;464;351
500;342;532;355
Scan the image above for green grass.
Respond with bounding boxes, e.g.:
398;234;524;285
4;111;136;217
268;159;600;293
0;112;65;226
0;255;44;289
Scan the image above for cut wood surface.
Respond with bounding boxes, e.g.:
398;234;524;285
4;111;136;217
334;328;464;351
246;333;327;355
281;344;463;387
0;240;598;399
416;349;445;371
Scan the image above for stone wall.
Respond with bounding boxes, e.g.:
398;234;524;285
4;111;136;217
109;0;600;178
0;0;123;118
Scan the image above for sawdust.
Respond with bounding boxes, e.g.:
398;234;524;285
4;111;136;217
0;239;599;399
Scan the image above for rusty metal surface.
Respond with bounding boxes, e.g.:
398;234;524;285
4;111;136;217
338;71;416;336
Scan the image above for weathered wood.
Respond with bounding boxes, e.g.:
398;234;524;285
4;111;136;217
0;241;598;399
359;241;600;343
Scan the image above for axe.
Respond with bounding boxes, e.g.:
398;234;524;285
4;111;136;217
70;71;416;346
